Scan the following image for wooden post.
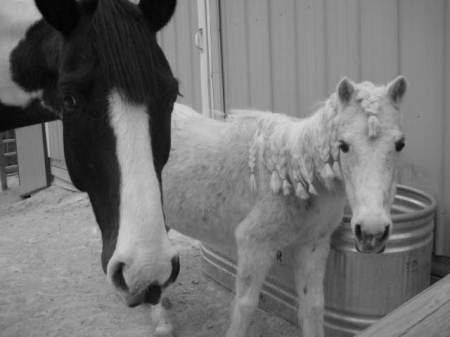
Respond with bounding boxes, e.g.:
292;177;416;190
0;132;7;191
357;274;450;337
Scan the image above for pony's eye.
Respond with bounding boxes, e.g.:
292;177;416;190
395;138;406;152
339;141;350;153
63;95;77;111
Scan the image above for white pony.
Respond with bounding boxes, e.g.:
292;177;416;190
162;77;407;337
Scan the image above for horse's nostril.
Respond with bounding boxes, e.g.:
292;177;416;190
170;255;180;283
355;224;363;241
111;262;128;291
144;283;162;305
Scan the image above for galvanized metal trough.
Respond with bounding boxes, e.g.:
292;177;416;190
201;185;436;337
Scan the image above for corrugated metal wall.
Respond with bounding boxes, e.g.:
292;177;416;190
45;0;450;257
158;1;202;112
219;0;450;256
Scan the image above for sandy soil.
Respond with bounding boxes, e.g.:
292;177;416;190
0;182;298;337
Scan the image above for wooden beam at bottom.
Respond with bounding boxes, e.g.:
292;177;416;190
357;274;450;337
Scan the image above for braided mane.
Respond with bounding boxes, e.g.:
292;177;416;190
243;97;340;200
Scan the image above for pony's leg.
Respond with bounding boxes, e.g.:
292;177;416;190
225;244;274;337
149;302;174;337
293;235;331;337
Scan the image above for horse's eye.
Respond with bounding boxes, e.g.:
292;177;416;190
339;141;350;153
395;138;406;152
63;95;77;111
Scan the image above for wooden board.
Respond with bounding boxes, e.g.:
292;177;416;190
357;274;450;337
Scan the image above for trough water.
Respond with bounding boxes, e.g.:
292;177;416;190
201;185;436;336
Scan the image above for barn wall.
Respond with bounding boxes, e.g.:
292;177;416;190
45;1;450;257
219;0;450;257
158;0;202;112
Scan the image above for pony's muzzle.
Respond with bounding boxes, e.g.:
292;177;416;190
354;223;390;254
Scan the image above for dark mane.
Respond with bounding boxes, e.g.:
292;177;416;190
90;0;178;105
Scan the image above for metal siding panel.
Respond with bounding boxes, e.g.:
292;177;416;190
159;15;178;77
360;0;399;82
325;0;360;91
269;0;297;116
221;0;250;109
16;124;48;195
173;2;195;108
439;2;450;256
398;0;446;254
214;0;450;256
246;0;272;110
296;0;327;116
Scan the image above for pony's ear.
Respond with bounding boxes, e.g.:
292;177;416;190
387;76;407;107
337;77;355;106
139;0;177;32
35;0;80;35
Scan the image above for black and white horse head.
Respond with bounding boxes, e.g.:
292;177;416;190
1;0;180;307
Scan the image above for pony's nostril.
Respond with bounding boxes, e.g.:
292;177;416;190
355;224;363;241
111;262;128;291
380;225;390;242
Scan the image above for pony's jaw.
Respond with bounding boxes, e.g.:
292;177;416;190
106;91;178;306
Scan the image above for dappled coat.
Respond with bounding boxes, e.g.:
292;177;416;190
163;104;346;256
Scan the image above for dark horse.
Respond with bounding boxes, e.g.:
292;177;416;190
0;0;181;326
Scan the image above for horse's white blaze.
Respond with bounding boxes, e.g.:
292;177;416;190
0;2;42;106
107;91;174;293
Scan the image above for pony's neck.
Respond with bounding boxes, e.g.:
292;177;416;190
250;98;342;200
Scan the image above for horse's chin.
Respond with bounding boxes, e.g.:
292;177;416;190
355;242;386;254
125;283;163;308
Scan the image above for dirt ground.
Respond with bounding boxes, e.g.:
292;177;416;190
0;180;298;337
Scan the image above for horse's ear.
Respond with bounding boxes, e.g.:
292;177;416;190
387;76;407;107
139;0;177;32
337;77;355;106
35;0;80;36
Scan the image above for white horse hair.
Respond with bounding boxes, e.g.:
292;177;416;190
161;77;407;337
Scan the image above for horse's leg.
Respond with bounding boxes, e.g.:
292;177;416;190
225;243;273;337
149;302;174;337
293;235;331;337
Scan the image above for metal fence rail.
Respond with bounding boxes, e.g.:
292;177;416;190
0;130;18;190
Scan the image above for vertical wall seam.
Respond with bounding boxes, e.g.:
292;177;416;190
268;0;274;112
397;0;400;75
187;2;196;109
356;0;361;82
217;0;226;113
439;0;448;255
323;0;328;97
243;0;250;107
294;0;300;115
